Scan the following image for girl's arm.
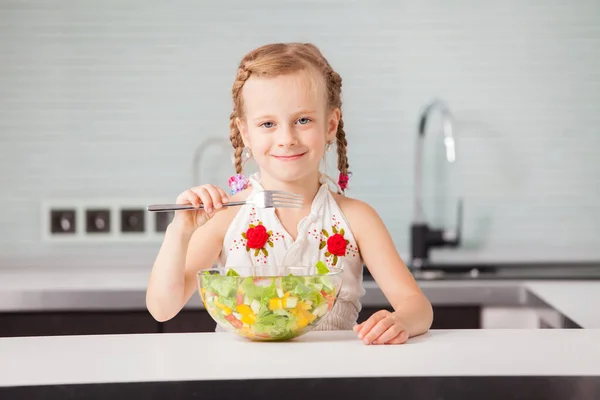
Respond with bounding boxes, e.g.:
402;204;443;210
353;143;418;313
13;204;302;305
339;196;433;345
146;190;243;322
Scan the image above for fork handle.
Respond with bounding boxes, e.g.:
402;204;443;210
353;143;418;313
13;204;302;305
147;201;246;212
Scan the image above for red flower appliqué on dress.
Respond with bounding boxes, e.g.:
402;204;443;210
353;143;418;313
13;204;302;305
228;207;285;265
319;225;348;266
312;214;359;267
242;222;274;257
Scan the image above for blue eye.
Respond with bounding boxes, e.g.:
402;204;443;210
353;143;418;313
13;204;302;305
297;118;311;125
261;122;275;129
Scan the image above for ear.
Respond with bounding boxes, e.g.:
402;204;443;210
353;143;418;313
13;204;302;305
235;117;252;148
326;108;341;144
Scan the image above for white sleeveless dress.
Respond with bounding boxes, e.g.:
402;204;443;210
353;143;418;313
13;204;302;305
216;172;366;331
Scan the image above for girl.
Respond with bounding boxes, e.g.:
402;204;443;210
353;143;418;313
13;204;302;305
146;43;433;345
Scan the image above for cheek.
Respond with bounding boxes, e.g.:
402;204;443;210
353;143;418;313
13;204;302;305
306;134;327;153
247;131;271;154
300;126;326;146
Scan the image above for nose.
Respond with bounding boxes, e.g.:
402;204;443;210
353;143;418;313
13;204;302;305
276;123;298;148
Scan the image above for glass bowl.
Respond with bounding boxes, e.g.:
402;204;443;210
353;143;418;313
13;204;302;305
196;265;343;341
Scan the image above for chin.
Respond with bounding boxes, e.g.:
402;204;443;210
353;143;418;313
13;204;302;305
263;165;317;184
270;171;308;183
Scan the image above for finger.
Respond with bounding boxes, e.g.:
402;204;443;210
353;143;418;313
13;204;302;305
176;190;200;208
357;310;389;339
353;320;367;333
373;325;404;345
384;330;410;345
190;187;214;213
203;185;224;209
216;187;229;204
362;315;394;345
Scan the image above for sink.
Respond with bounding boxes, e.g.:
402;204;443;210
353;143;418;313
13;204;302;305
362;262;600;281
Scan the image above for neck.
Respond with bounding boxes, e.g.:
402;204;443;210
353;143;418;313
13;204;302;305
257;170;323;205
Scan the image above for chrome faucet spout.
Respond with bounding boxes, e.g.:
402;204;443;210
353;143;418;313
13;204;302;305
191;137;233;186
411;99;463;268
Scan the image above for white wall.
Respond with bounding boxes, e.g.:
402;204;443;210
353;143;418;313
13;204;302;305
1;0;599;269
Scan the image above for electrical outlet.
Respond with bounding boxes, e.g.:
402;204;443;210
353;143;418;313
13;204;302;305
121;209;145;233
42;199;171;242
50;209;76;234
155;211;174;232
86;209;111;233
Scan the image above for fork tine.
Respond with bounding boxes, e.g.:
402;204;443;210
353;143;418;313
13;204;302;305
270;193;304;201
270;194;304;203
269;203;304;209
271;204;304;210
270;192;303;199
265;190;303;198
271;198;304;206
272;201;304;208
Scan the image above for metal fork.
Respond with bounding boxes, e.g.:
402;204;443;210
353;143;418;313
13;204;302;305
146;190;304;212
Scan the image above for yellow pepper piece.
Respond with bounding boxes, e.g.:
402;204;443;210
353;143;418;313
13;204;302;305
292;305;316;324
214;299;232;315
241;314;256;325
296;314;308;328
269;298;283;310
283;291;291;299
304;309;317;323
220;305;232;315
235;304;253;316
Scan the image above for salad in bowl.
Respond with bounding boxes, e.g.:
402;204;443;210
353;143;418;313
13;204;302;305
197;262;343;341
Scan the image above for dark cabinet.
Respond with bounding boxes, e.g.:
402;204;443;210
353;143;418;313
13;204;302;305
161;310;217;333
0;305;480;338
0;310;219;338
358;306;481;329
0;311;159;338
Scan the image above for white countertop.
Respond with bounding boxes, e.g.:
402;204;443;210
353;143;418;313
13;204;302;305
525;282;600;329
0;329;599;387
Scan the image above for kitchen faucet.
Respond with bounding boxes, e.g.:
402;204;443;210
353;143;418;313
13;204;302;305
191;137;233;186
410;99;463;269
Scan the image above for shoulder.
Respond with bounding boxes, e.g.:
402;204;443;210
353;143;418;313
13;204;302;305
329;192;386;241
331;191;382;222
330;193;401;273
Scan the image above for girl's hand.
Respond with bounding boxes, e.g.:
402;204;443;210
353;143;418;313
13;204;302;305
353;310;410;345
171;184;229;231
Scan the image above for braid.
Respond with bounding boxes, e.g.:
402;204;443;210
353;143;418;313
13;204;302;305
229;66;252;174
232;67;251;100
335;115;349;177
327;69;350;193
229;111;244;174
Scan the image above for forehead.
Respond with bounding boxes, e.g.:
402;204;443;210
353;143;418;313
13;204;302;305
241;69;326;116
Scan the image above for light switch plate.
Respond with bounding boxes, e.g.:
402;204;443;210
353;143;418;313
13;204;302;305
41;199;172;243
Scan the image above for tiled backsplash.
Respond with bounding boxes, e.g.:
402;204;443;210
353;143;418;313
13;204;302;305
1;1;599;269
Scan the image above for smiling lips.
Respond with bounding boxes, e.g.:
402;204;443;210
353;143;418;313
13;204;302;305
271;152;306;161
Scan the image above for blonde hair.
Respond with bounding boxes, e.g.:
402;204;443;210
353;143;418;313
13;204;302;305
229;43;349;187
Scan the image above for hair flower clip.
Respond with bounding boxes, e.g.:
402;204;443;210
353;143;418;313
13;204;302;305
338;171;352;191
228;174;250;195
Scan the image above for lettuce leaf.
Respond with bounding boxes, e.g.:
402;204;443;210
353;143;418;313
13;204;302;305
315;261;330;274
239;277;277;307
